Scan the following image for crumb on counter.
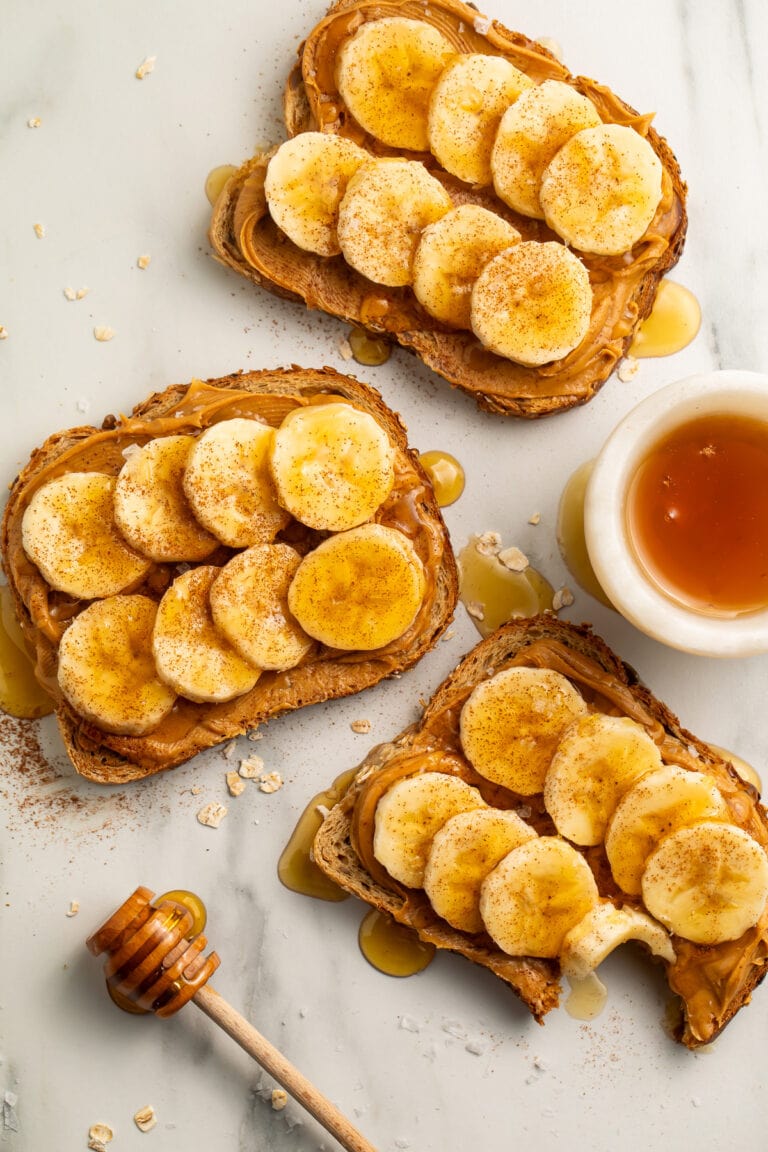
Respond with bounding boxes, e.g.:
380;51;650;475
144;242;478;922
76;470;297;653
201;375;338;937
226;770;246;797
66;899;80;917
135;56;156;79
27;116;41;128
239;754;264;779
271;1089;288;1111
33;222;45;238
618;356;640;382
475;531;501;556
197;801;227;827
93;326;115;342
64;286;89;301
553;586;575;611
0;326;8;340
133;1105;157;1132
350;718;371;734
137;254;151;270
87;1123;114;1150
338;336;353;360
528;511;541;526
259;771;283;794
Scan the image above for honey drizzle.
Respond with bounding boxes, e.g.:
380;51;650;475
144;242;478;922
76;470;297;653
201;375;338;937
358;908;435;977
564;971;608;1021
347;327;392;367
457;536;554;637
629;281;701;358
277;768;358;901
418;450;465;507
205;164;239;206
0;585;54;719
556;462;613;609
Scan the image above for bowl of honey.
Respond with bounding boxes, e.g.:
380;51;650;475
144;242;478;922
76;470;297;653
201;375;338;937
584;370;768;656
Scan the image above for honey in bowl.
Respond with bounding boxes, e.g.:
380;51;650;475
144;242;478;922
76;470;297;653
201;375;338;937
626;412;768;616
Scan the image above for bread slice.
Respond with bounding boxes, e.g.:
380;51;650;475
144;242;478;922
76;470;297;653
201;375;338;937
208;0;687;418
1;367;457;784
313;616;768;1046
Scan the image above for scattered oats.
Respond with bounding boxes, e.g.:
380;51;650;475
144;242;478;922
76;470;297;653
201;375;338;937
66;899;80;917
552;586;575;611
93;326;115;342
259;771;283;794
133;1106;157;1132
528;511;541;526
0;326;8;340
239;754;265;779
441;628;455;642
135;56;157;79
398;1015;420;1033
87;1141;106;1152
498;546;528;572
465;1040;487;1056
475;530;501;555
33;222;45;238
473;14;491;33
76;287;89;299
617;356;640;382
466;601;485;621
247;729;263;741
226;770;246;797
536;35;563;60
137;254;151;270
121;443;141;460
197;801;227;827
223;740;237;760
271;1089;288;1111
533;1055;548;1071
350;718;371;734
190;785;203;795
88;1124;114;1146
64;287;77;301
27;116;42;128
338;336;354;361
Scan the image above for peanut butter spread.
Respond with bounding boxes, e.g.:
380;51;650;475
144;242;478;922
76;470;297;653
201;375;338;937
217;0;686;412
4;379;449;776
349;639;768;1045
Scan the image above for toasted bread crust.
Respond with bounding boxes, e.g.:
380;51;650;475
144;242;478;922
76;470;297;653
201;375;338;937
209;0;687;418
313;617;768;1045
1;367;457;784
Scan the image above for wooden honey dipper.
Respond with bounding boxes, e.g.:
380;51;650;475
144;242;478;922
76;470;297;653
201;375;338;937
86;886;376;1152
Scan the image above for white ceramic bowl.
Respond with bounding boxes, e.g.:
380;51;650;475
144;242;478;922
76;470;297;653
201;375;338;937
584;370;768;656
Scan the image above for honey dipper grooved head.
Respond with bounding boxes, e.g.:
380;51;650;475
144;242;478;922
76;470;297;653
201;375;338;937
86;886;220;1018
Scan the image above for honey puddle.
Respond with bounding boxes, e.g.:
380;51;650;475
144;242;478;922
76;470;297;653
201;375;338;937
347;327;392;367
564;971;608;1021
556;462;613;609
358;908;435;977
0;585;54;719
458;535;554;637
418;450;465;507
629;281;701;358
277;768;357;902
205;164;238;206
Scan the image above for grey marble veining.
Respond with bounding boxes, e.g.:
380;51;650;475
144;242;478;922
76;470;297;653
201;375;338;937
2;2;768;1149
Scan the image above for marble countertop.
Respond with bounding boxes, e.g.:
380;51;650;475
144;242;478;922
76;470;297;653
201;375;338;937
2;1;768;1149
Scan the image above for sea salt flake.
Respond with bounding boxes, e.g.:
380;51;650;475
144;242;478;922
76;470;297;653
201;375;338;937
197;801;227;827
466;1040;487;1055
239;754;264;779
398;1015;420;1033
135;56;156;79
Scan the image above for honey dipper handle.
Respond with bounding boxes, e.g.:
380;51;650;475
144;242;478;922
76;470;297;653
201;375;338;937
193;985;377;1152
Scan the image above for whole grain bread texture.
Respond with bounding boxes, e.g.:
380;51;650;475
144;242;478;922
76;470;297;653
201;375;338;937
313;616;768;1047
1;367;458;785
209;0;687;418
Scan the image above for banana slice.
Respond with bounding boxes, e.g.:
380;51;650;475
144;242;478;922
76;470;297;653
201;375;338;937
560;901;675;981
641;822;768;945
423;807;537;933
427;53;534;186
152;566;261;704
543;713;663;846
263;133;369;256
373;770;487;888
183;418;289;548
412;204;521;328
114;436;218;562
459;666;588;795
490;79;601;218
21;472;151;600
480;836;599;958
337;158;452;287
57;595;177;735
470;241;592;366
287;523;426;651
335;16;454;152
540;123;663;255
209;543;313;672
269;401;395;531
605;765;730;895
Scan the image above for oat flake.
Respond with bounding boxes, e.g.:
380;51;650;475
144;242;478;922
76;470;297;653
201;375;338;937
133;1105;157;1132
259;771;283;794
239;754;264;779
350;719;371;734
135;56;156;79
498;546;528;572
93;326;115;342
33;222;45;238
137;254;151;269
197;801;227;827
271;1089;288;1111
226;771;246;797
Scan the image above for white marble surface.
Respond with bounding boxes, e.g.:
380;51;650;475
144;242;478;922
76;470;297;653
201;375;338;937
2;1;768;1149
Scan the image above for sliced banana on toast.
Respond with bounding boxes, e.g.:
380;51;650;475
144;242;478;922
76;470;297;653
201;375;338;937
312;618;768;1047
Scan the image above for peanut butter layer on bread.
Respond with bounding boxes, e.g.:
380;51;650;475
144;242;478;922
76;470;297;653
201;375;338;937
1;368;457;784
209;0;687;418
313;618;768;1046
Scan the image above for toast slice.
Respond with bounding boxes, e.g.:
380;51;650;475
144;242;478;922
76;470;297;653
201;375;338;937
1;367;457;784
313;616;768;1046
208;0;687;418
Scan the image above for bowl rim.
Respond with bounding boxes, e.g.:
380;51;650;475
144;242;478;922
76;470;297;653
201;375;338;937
584;369;768;657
